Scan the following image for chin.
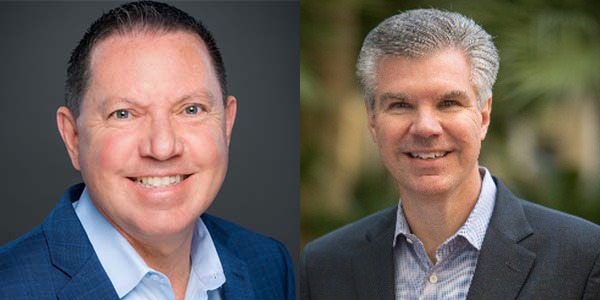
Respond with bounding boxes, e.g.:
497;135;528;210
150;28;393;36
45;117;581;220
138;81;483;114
131;209;199;237
129;221;190;241
399;175;455;197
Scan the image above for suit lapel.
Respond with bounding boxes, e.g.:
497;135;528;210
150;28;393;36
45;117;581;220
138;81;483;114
467;178;535;299
44;184;118;300
57;256;119;300
216;244;255;299
205;217;255;300
352;207;396;300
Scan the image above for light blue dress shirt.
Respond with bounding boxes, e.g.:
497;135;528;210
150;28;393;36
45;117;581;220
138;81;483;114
393;167;497;299
73;187;226;300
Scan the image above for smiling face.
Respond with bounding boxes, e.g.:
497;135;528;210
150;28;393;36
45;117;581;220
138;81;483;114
57;31;236;244
368;48;491;199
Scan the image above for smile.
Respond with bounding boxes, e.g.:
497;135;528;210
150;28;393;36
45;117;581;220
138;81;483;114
128;175;190;188
408;152;449;160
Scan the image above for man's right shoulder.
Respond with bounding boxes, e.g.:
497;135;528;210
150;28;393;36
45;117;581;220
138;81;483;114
0;225;48;267
0;225;54;298
301;206;397;300
304;206;397;258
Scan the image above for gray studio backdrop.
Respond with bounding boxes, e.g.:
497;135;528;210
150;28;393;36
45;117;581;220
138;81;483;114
0;0;299;281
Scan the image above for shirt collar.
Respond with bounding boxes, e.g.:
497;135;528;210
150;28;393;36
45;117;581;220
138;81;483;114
73;187;225;298
393;166;497;250
187;218;226;296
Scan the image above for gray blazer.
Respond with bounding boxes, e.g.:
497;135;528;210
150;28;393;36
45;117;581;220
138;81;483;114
301;178;600;299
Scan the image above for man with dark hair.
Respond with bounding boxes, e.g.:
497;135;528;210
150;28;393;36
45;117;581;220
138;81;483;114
301;9;600;299
0;2;294;299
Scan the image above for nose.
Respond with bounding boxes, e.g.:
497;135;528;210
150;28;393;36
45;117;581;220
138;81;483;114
139;116;183;161
409;108;443;138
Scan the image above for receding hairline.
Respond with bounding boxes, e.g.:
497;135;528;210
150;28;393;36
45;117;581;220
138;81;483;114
88;28;212;66
82;28;222;105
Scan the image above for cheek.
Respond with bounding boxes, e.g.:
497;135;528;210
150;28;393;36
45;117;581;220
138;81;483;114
377;119;409;150
186;127;228;164
451;121;484;160
83;130;138;173
451;112;484;143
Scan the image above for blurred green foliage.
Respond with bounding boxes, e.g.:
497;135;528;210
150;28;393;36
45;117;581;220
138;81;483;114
301;0;600;247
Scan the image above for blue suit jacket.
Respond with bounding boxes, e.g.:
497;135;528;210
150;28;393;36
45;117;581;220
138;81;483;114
0;184;295;299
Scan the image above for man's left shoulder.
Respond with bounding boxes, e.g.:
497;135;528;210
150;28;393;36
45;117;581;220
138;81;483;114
201;214;295;299
494;176;600;247
521;200;600;245
201;213;291;264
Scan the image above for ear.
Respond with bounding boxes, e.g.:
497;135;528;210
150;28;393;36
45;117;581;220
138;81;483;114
480;97;492;140
366;101;378;144
56;106;81;171
224;96;237;146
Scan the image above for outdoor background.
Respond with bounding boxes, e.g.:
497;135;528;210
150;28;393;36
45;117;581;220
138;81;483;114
301;0;600;247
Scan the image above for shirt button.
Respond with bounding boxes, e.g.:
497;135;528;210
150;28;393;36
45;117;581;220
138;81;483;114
406;238;413;244
150;274;161;281
429;274;438;284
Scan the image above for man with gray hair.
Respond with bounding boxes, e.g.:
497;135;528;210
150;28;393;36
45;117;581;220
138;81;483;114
301;9;600;299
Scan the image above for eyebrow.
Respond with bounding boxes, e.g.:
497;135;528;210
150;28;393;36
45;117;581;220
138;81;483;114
377;90;471;107
100;91;216;111
436;90;469;101
178;91;216;102
379;92;410;105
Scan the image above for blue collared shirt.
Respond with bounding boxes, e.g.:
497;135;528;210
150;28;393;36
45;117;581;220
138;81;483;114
393;167;497;299
73;187;226;300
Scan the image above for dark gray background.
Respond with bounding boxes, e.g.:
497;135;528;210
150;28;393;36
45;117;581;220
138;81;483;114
0;0;299;285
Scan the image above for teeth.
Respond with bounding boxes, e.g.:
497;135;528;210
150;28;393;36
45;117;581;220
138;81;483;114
134;175;185;188
409;152;448;160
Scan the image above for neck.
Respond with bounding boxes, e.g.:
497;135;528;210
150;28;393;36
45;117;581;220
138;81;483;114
399;168;482;263
122;226;195;300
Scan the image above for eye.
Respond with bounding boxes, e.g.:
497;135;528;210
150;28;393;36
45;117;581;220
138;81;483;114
110;109;131;119
440;100;459;107
183;104;203;115
390;102;411;109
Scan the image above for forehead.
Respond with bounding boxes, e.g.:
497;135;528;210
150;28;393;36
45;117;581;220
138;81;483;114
374;48;476;100
90;29;211;69
85;30;219;102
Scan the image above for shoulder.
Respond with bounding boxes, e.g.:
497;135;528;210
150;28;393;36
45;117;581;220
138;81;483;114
202;213;289;255
305;206;396;254
303;206;396;262
202;214;295;298
202;213;293;272
0;226;55;298
520;199;600;249
492;178;600;296
301;207;396;299
494;177;600;248
0;225;50;272
513;200;600;297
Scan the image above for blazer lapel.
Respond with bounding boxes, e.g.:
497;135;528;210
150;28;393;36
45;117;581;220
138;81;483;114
57;256;119;300
207;219;255;300
216;245;255;299
352;207;396;300
44;184;118;300
467;178;536;299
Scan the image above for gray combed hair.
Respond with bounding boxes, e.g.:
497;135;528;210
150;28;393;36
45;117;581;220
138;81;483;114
356;9;499;110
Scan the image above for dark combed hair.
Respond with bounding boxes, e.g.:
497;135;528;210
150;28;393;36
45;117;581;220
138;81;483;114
65;1;227;118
